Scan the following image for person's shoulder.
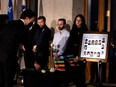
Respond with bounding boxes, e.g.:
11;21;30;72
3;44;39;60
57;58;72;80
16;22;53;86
62;29;69;37
63;29;70;34
3;20;15;28
8;20;23;26
54;31;59;36
45;25;51;32
7;20;15;25
45;25;50;30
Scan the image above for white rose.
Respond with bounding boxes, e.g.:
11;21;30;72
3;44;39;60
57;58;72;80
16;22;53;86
41;69;46;73
50;68;55;72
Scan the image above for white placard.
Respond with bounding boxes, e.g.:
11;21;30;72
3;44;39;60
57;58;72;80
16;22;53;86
79;32;109;62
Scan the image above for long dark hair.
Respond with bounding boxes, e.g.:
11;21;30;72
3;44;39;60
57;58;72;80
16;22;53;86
72;14;88;31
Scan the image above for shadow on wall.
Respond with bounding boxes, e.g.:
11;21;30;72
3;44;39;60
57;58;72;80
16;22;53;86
66;20;72;31
51;19;57;29
39;0;43;16
50;20;57;40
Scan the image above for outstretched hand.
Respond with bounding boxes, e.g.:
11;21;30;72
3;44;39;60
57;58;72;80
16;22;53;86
34;62;41;70
73;56;79;62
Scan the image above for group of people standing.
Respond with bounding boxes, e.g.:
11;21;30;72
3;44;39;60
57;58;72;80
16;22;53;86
0;9;88;87
0;9;36;87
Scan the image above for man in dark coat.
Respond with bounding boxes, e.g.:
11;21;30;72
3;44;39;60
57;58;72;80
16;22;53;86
24;22;38;68
0;9;35;87
0;14;9;32
33;16;51;70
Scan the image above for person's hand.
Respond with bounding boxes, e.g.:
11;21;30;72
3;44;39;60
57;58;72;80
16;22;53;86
53;53;59;59
111;41;114;48
32;45;37;53
19;44;25;51
34;62;41;70
22;45;26;51
73;56;79;62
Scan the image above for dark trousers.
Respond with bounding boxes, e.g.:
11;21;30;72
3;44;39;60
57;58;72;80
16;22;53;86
0;60;17;87
24;51;35;68
55;71;68;87
65;61;86;87
36;54;49;69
